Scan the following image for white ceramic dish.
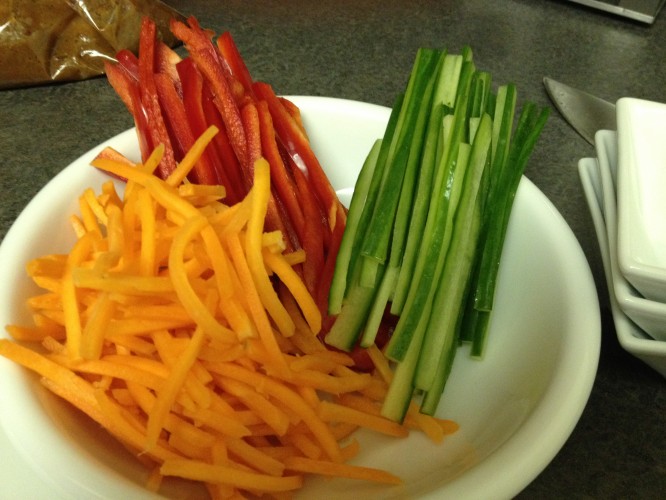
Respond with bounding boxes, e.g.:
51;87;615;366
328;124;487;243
579;156;666;378
616;97;666;302
0;97;600;500
595;129;666;342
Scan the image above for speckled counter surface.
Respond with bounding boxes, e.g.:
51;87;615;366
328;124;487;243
1;0;665;497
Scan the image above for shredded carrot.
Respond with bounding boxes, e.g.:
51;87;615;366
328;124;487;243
0;134;457;498
283;456;401;485
160;459;303;492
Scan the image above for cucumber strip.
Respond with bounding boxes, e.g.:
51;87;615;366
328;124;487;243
360;48;440;269
469;309;491;358
384;61;477;362
385;137;471;361
380;309;429;422
473;104;550;312
359;61;440;344
391;55;463;314
432;53;463;108
457;85;516;344
323;45;550;420
420;326;459;415
468;71;492;119
389;59;439;270
414;112;492;391
469;105;550;355
360;265;398;347
490;84;517;170
324;263;385;351
389;105;446;314
342;94;405;299
328;139;382;314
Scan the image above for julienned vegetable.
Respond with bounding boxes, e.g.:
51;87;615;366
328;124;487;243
1;134;458;497
326;47;549;421
104;16;346;330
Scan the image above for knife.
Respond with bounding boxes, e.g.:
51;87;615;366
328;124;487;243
543;77;616;145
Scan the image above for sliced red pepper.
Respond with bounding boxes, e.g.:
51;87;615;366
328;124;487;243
241;101;262;172
253;82;347;238
279;97;307;138
138;17;177;178
115;49;140;80
170;17;248;169
154;72;219;185
201;81;247;204
256;99;305;242
291;158;325;295
156;43;183;96
176;57;234;190
241;100;296;249
92;146;134;182
104;60;136;116
104;60;153;162
216;31;255;97
154;72;189;160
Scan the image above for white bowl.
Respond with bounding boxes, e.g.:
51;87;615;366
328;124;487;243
579;156;666;377
595;130;666;342
0;97;600;499
616;97;666;302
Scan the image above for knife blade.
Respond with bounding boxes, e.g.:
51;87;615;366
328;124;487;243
543;77;616;145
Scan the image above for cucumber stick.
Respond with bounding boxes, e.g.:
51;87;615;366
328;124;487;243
415;113;492;393
325;45;549;420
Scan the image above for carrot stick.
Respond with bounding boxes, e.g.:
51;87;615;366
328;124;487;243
283;456;401;485
145;326;206;450
205;362;344;464
245;158;294;337
318;401;409;438
263;249;320;334
160;459;303;492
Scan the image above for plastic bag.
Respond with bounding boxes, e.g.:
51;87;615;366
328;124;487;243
0;0;184;89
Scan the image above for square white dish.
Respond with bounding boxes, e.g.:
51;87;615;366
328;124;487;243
595;130;666;342
579;156;666;377
616;97;666;302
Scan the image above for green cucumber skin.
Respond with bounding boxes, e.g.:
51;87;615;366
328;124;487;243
323;45;549;421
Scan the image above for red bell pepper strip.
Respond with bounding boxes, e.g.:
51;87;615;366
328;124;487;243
241;100;297;250
104;60;136;116
291;158;325;296
256;100;305;242
267;189;300;254
279;97;307;137
115;49;140;80
170;17;248;169
154;72;188;160
216;31;255;97
200;81;247;204
111;49;154;161
138;17;177;178
154;72;218;185
176;57;235;191
104;60;153;163
252;81;347;238
156;43;183;96
316;207;346;318
241;101;262;172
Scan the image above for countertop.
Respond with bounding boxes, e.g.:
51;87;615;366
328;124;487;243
1;0;665;498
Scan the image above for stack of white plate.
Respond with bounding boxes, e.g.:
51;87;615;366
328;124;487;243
579;98;666;377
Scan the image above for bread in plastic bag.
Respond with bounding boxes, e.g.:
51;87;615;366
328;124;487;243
0;0;184;89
